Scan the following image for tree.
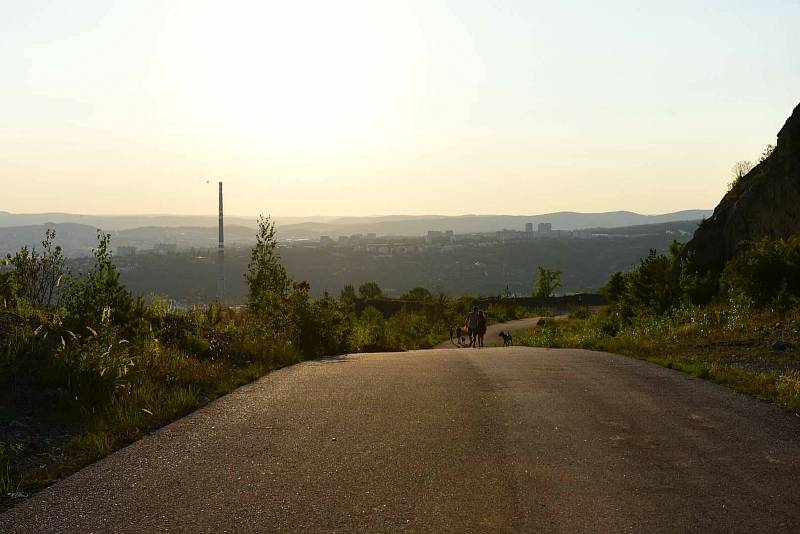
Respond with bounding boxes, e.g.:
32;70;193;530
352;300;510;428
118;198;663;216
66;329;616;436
533;267;562;298
5;228;65;307
246;215;290;314
61;230;135;328
600;272;626;303
728;160;753;191
627;249;676;314
758;144;775;164
358;282;383;300
340;284;356;302
401;287;433;301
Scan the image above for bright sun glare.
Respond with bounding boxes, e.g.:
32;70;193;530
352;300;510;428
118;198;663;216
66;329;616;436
163;2;418;149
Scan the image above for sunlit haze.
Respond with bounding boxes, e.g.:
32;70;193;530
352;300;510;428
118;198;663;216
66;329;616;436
2;0;798;217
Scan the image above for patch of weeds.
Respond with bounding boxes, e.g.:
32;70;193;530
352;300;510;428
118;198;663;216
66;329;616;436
69;432;112;463
516;306;800;413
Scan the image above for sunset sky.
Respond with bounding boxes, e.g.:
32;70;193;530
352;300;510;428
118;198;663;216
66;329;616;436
2;0;799;217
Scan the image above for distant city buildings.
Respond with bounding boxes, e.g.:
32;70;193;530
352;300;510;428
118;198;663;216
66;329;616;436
525;223;534;233
117;246;137;257
319;236;333;247
154;243;178;255
538;222;552;233
426;230;454;244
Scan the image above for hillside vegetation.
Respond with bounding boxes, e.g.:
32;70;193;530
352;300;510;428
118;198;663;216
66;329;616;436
0;218;533;507
519;103;800;411
518;236;800;412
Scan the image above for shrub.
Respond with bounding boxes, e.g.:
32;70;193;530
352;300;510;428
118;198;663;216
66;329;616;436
568;306;591;320
721;236;800;308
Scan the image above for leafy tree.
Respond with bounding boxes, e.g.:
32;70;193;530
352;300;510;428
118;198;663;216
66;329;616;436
401;287;433;301
533;267;562;298
246;215;290;317
340;284;356;302
290;286;353;357
0;260;19;307
679;253;719;306
61;230;136;329
600;272;626;303
4;229;64;307
721;236;800;308
358;282;383;300
625;249;677;315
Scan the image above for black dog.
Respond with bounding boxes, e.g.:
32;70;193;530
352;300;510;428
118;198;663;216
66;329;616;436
499;331;513;347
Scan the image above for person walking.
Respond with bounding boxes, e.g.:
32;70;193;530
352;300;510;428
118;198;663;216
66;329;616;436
477;310;487;348
466;306;480;348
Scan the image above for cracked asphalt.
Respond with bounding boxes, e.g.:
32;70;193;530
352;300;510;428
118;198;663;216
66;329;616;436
2;347;799;533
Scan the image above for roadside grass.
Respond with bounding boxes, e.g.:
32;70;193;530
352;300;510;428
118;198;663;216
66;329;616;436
0;295;555;510
0;308;308;511
516;306;800;412
0;299;462;509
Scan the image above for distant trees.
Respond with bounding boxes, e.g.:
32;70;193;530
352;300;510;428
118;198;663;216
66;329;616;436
731;160;754;180
358;282;383;300
758;144;775;163
401;287;433;301
340;284;356;301
533;267;562;298
728;160;754;192
727;145;775;193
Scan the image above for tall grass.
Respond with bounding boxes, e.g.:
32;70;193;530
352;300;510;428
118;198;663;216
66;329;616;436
516;304;800;412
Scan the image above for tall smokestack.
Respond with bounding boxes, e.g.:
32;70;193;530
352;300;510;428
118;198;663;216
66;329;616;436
217;181;225;303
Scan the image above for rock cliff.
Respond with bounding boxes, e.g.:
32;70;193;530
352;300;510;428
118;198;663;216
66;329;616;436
681;102;800;273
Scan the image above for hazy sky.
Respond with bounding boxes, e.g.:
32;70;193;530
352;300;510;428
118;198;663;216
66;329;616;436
2;0;799;217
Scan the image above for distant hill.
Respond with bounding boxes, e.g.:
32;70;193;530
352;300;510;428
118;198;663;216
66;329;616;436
275;210;712;239
0;211;711;256
0;210;711;237
0;212;337;230
102;220;696;302
0;223;257;257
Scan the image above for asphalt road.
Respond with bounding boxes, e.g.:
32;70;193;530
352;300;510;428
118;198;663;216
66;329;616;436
437;317;558;349
3;347;800;533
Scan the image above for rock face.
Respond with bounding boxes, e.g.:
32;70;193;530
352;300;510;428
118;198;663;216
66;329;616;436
682;102;800;273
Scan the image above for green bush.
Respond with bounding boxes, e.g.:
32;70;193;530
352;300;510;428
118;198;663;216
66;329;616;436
722;236;800;309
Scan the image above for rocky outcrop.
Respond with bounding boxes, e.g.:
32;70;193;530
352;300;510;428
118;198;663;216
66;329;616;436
681;102;800;273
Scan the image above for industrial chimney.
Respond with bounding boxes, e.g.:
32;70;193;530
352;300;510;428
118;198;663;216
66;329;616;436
217;181;225;303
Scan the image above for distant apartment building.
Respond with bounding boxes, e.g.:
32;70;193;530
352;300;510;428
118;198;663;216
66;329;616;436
525;223;534;233
319;236;333;247
117;246;137;257
538;222;552;233
337;236;350;245
154;243;178;255
426;230;454;244
496;229;525;242
426;230;443;244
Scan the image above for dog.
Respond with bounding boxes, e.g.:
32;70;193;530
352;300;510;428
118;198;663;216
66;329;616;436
499;331;513;347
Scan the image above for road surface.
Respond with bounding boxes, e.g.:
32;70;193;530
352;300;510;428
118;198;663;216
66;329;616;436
436;316;561;348
2;347;799;533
